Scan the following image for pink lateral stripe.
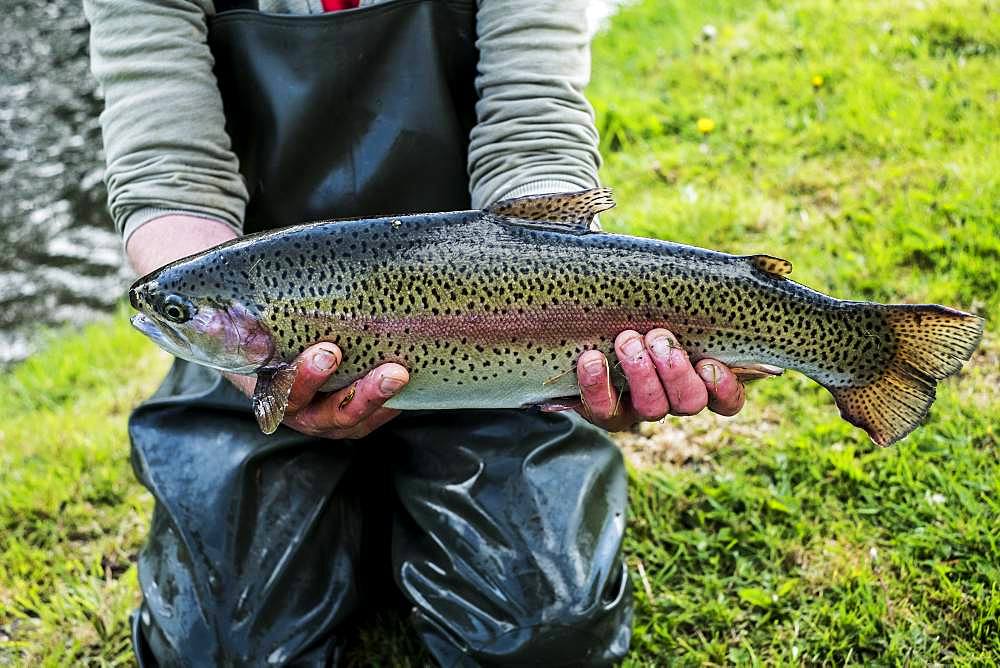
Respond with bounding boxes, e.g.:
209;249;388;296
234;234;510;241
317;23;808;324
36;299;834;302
297;306;714;344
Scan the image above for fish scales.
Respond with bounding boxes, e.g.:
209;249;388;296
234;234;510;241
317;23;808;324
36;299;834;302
249;214;885;399
129;188;983;445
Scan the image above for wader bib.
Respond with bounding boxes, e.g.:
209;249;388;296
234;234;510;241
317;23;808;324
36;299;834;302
128;2;632;665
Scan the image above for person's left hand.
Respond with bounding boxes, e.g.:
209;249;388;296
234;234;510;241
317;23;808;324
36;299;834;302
566;328;745;431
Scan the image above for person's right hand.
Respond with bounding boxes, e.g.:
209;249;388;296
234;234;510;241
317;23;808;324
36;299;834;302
226;342;409;440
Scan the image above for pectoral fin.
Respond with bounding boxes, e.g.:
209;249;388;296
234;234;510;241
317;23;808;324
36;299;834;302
252;363;298;434
487;187;615;233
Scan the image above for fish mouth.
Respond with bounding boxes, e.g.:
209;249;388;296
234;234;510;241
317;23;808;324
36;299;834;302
130;313;174;349
131;313;158;337
130;313;192;359
130;312;211;367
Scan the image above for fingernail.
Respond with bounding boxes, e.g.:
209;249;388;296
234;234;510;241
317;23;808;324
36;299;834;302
649;334;676;359
698;362;720;386
581;357;606;385
313;349;337;371
621;335;644;360
379;373;406;396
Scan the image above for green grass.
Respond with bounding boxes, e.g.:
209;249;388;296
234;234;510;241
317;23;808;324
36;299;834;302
2;0;998;663
0;307;169;666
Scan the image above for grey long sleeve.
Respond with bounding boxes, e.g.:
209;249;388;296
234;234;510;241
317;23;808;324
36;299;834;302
85;0;249;241
85;0;601;242
469;1;601;207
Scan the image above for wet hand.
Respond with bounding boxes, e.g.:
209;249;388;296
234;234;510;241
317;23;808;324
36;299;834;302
228;343;409;439
574;329;745;432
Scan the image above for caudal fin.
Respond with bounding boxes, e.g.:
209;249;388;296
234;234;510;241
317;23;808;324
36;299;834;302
830;305;984;446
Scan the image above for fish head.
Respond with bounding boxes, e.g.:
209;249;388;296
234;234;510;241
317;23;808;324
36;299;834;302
128;267;274;374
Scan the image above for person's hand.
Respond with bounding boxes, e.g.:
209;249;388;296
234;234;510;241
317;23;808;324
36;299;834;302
571;328;745;431
226;342;409;440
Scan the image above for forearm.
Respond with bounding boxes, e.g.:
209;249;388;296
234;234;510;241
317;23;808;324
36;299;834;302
126;214;237;277
470;0;602;206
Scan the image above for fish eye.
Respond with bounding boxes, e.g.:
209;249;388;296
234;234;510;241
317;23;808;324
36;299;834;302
160;294;195;323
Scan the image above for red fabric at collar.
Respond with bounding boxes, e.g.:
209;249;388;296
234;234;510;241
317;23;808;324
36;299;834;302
322;0;359;10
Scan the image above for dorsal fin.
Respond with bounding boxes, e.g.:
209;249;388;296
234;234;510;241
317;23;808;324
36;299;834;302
748;254;793;277
486;188;615;231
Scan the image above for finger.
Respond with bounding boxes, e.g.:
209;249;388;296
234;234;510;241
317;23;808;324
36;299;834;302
645;329;708;416
696;359;745;416
297;363;408;432
571;353;637;432
286;343;342;414
576;350;619;421
339;407;402;440
539;399;583;412
615;330;669;421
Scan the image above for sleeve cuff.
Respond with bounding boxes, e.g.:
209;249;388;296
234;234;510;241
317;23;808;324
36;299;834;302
122;207;242;248
496;179;593;201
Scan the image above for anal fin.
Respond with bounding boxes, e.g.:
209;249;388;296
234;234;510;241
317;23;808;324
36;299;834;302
730;363;784;382
252;362;298;434
486;187;615;232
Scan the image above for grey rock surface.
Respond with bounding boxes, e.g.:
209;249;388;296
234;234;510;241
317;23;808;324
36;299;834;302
0;0;131;364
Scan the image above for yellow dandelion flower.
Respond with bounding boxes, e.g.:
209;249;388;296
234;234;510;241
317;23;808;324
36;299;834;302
696;117;715;134
811;74;824;89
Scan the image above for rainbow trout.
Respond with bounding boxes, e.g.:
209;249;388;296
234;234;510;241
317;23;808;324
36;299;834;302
129;189;983;445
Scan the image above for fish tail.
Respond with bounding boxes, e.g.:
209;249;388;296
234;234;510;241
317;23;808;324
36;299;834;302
829;305;984;446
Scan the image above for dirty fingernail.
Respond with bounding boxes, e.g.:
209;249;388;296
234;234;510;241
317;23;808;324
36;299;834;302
379;373;406;396
621;335;644;360
698;362;720;386
313;349;337;371
582;357;607;385
649;334;675;359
